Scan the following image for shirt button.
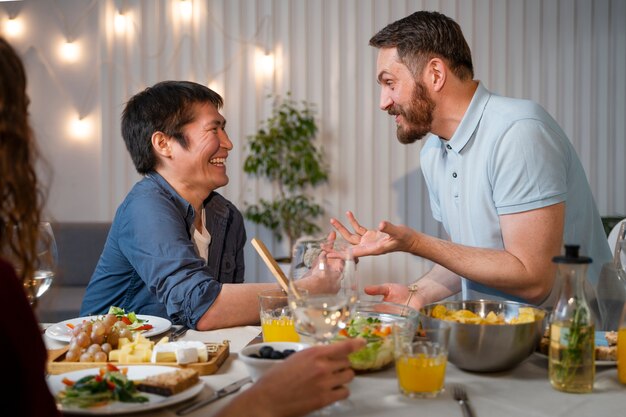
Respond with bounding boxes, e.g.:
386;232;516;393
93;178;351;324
446;144;452;150
452;172;457;178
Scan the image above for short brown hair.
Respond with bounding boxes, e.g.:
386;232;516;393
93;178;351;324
369;11;474;80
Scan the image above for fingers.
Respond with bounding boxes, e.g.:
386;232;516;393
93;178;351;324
330;218;355;241
364;284;390;297
346;211;367;235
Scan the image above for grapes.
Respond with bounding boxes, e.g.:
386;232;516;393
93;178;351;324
65;316;136;362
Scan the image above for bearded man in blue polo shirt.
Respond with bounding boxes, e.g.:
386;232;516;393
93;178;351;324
331;11;611;317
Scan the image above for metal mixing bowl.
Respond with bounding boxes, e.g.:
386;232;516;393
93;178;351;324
419;300;546;372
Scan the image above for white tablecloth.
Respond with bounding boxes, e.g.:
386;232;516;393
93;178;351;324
44;325;626;416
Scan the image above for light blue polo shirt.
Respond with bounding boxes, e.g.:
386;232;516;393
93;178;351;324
420;83;611;303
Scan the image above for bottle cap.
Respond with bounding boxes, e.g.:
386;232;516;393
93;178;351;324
552;244;592;264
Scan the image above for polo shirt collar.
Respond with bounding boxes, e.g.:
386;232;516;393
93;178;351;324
441;82;491;153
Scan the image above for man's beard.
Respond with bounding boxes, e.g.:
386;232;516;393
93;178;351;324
388;81;435;144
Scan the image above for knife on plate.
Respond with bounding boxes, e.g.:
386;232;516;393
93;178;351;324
176;376;253;415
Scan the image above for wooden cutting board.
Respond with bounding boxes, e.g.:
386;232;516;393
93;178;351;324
47;340;229;375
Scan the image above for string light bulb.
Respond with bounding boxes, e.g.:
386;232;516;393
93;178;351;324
60;40;80;62
4;17;23;37
255;48;274;78
178;0;193;21
70;116;92;141
114;12;127;34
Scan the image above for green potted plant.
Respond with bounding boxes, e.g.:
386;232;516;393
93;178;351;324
243;93;328;260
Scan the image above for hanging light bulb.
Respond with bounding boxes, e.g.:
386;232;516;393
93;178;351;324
60;40;80;62
114;11;127;34
178;0;193;21
255;47;274;78
70;116;92;141
4;17;23;37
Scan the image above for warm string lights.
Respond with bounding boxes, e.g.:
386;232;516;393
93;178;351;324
4;16;22;37
59;40;79;62
69;115;93;141
1;0;277;142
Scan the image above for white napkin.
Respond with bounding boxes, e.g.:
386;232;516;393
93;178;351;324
180;326;261;353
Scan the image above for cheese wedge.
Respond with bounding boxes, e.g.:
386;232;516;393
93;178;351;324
151;341;208;364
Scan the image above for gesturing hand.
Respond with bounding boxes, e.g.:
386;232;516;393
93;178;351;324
330;211;417;258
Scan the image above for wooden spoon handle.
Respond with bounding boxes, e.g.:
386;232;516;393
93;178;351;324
251;238;290;293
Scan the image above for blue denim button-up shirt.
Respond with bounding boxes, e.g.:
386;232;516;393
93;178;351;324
80;172;246;329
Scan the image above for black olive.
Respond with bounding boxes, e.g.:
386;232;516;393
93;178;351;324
259;346;275;358
270;350;285;359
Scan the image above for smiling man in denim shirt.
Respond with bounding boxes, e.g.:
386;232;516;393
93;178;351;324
81;81;338;330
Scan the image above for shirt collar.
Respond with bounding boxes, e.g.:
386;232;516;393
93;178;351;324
146;171;195;227
441;82;491;153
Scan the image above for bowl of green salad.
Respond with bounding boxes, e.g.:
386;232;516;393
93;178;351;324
335;300;419;372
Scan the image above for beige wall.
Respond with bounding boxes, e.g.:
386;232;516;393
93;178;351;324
2;0;625;285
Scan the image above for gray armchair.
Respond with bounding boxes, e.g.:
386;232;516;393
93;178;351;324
36;222;111;323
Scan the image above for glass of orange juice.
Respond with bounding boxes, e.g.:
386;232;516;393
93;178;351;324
618;302;626;384
259;288;300;342
393;322;451;398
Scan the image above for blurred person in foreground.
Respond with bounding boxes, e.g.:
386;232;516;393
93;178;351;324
217;338;364;417
331;11;611;315
81;81;339;330
0;37;60;416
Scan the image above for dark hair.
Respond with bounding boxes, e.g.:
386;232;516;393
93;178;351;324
369;11;474;80
0;37;43;284
121;80;224;174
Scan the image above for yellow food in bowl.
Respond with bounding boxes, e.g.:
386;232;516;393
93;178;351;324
430;305;537;325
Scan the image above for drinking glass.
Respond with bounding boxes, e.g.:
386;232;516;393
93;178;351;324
24;222;58;306
288;236;357;413
259;288;300;342
393;322;451;398
615;222;626;280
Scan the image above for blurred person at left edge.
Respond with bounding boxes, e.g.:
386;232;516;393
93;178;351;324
0;37;61;417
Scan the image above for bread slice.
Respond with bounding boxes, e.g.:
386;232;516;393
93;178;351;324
136;368;199;396
605;331;617;346
596;345;617;361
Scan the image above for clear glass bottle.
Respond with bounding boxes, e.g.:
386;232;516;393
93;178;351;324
548;245;595;393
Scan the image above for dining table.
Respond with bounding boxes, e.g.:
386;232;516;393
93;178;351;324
44;324;625;416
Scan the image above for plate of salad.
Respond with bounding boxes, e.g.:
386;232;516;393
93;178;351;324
45;306;171;343
48;364;204;414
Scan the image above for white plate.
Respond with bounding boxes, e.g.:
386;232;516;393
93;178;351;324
45;315;172;343
534;351;616;367
48;365;204;415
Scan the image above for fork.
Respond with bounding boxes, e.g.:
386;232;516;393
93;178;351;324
451;384;476;417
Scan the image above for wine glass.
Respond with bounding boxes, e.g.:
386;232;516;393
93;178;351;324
288;236;358;414
24;222;58;307
614;222;626;280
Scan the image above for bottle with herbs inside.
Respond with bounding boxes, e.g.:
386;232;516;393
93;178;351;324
548;244;595;393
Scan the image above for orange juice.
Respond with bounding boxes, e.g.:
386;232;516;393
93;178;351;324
395;353;447;397
618;328;626;384
261;316;300;342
